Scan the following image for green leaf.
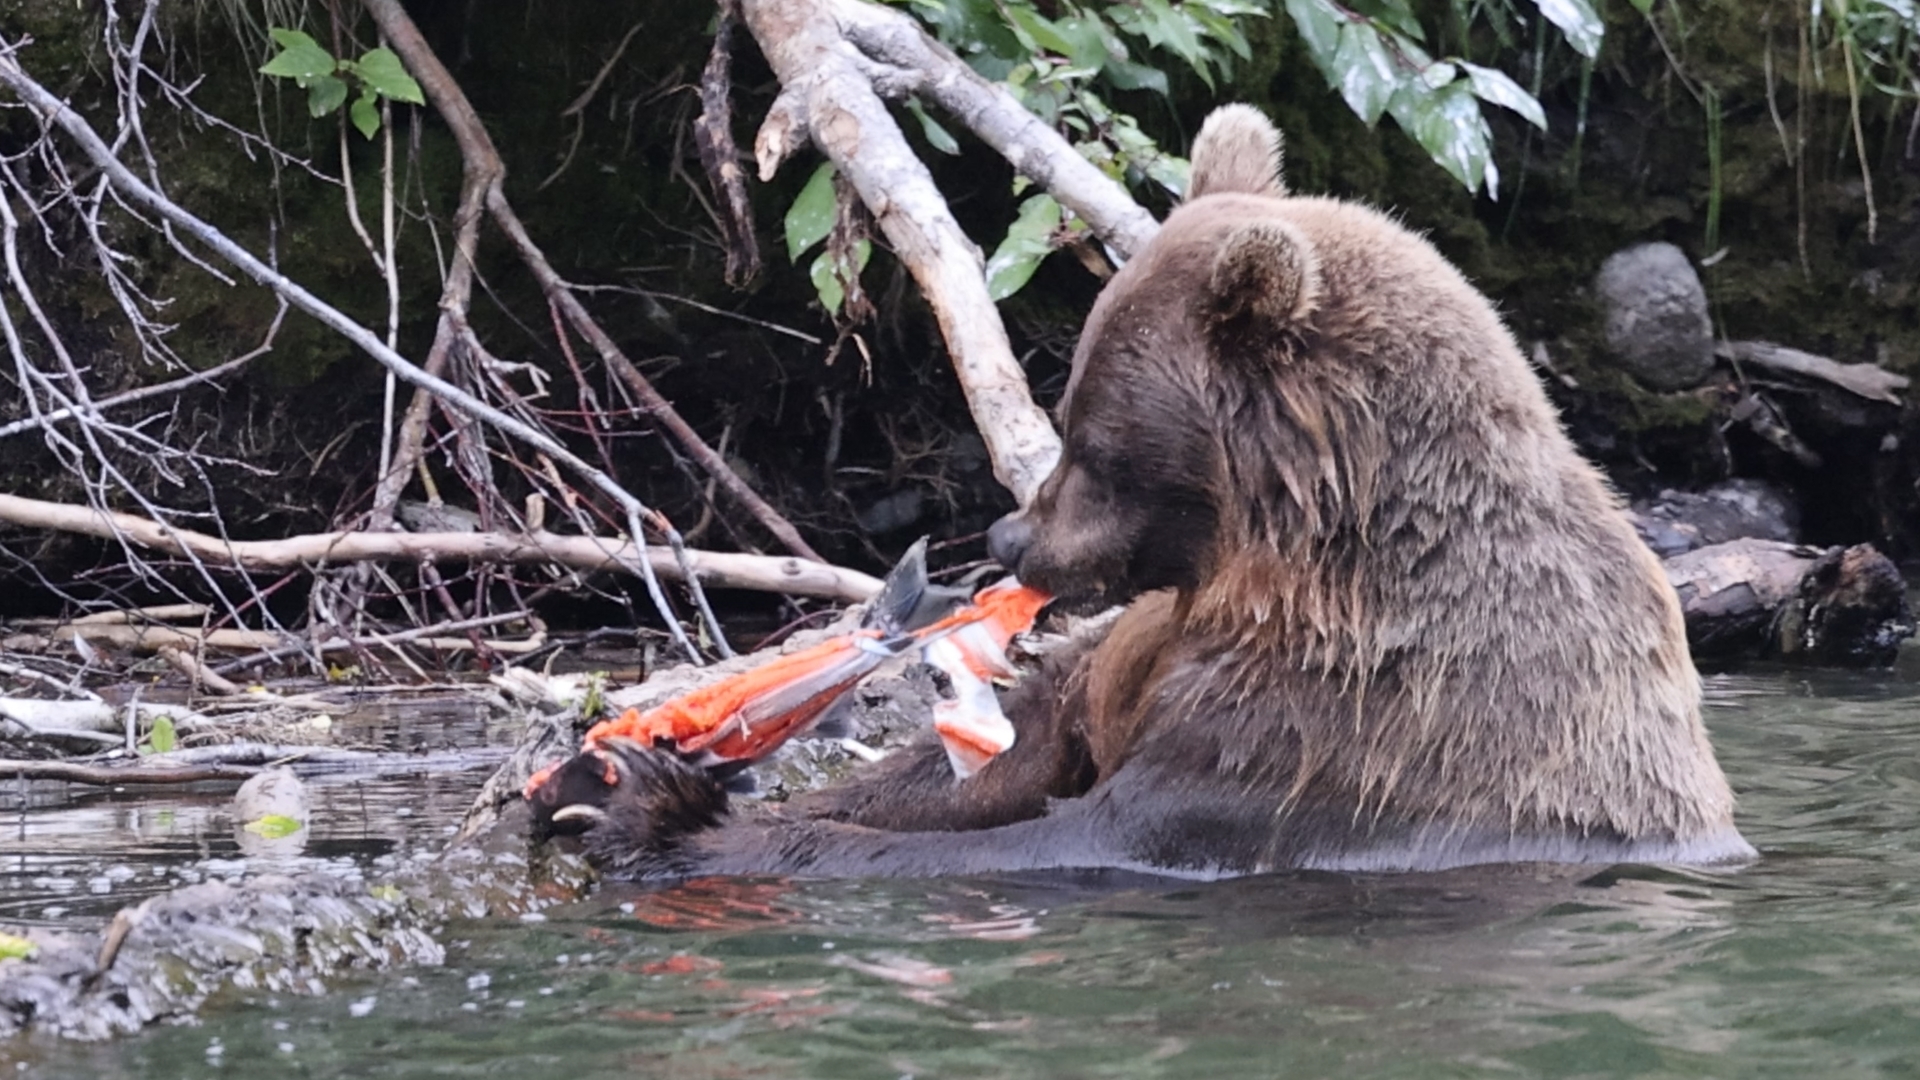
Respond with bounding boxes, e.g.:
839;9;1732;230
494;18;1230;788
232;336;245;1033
353;47;426;104
1285;0;1344;73
1419;60;1458;90
1003;4;1080;57
1534;0;1604;59
268;27;321;51
808;239;872;315
784;163;837;262
1628;0;1655;11
146;715;176;754
306;74;348;118
1142;154;1191;196
1461;61;1547;128
985;193;1062;301
1103;57;1171;95
1052;14;1122;73
0;932;34;961
351;89;381;139
1344;0;1426;42
244;814;304;839
1405;82;1498;195
906;98;961;155
1333;21;1400;126
809;251;845;314
261;28;336;84
1135;0;1213;88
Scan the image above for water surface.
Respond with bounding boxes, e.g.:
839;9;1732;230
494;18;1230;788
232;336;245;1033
11;667;1920;1078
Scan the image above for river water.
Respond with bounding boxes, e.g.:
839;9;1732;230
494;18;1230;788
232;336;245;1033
10;666;1920;1077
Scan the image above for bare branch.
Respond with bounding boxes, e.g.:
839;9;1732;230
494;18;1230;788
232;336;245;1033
0;492;884;603
362;0;822;574
740;0;1064;503
695;5;762;286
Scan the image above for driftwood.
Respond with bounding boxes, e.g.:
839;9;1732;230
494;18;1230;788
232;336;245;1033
1716;340;1909;405
1666;538;1913;666
0;697;212;736
0;492;882;603
0;759;260;785
3;620;542;658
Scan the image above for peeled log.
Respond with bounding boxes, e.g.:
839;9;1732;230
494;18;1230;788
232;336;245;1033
1664;539;1914;666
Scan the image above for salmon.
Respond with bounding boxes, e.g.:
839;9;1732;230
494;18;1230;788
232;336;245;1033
523;542;1049;806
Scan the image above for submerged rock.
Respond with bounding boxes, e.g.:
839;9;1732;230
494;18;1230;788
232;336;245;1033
0;876;443;1041
1595;242;1714;391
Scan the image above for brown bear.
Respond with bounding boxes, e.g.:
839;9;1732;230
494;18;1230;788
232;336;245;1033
562;105;1754;879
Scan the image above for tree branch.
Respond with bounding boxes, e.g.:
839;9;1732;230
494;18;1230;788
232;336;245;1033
0;492;881;603
828;0;1159;260
739;0;1064;504
361;0;823;567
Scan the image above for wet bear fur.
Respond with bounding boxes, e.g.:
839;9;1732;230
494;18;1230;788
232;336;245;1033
574;105;1754;880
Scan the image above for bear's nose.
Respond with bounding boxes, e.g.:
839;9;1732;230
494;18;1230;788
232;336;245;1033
987;513;1034;574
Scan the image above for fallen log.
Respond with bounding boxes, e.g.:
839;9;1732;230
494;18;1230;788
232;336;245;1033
1665;538;1914;666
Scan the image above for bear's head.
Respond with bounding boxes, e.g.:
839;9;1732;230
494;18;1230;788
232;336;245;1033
989;106;1342;609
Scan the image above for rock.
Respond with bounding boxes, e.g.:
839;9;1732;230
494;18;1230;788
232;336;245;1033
1594;242;1713;391
233;768;311;857
1630;479;1800;557
0;875;443;1040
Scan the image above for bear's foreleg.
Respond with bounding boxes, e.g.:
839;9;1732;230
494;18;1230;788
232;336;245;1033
785;643;1100;832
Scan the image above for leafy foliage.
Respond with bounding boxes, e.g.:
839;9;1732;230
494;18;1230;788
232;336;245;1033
877;0;1601;302
1283;0;1581;197
985;194;1069;300
1819;0;1920;97
785;163;874;318
260;28;425;138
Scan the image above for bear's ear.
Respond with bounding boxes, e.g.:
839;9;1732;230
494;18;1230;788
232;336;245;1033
1202;220;1321;341
1186;105;1286;201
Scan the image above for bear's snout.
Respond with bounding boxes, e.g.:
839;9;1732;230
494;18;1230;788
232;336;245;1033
987;512;1035;575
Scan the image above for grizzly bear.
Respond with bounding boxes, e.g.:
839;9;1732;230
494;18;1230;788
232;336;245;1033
562;105;1754;879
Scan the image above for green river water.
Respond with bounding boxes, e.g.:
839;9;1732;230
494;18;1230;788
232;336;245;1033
9;666;1920;1078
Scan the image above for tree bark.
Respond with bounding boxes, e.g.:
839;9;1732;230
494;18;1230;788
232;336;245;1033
1716;340;1909;405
